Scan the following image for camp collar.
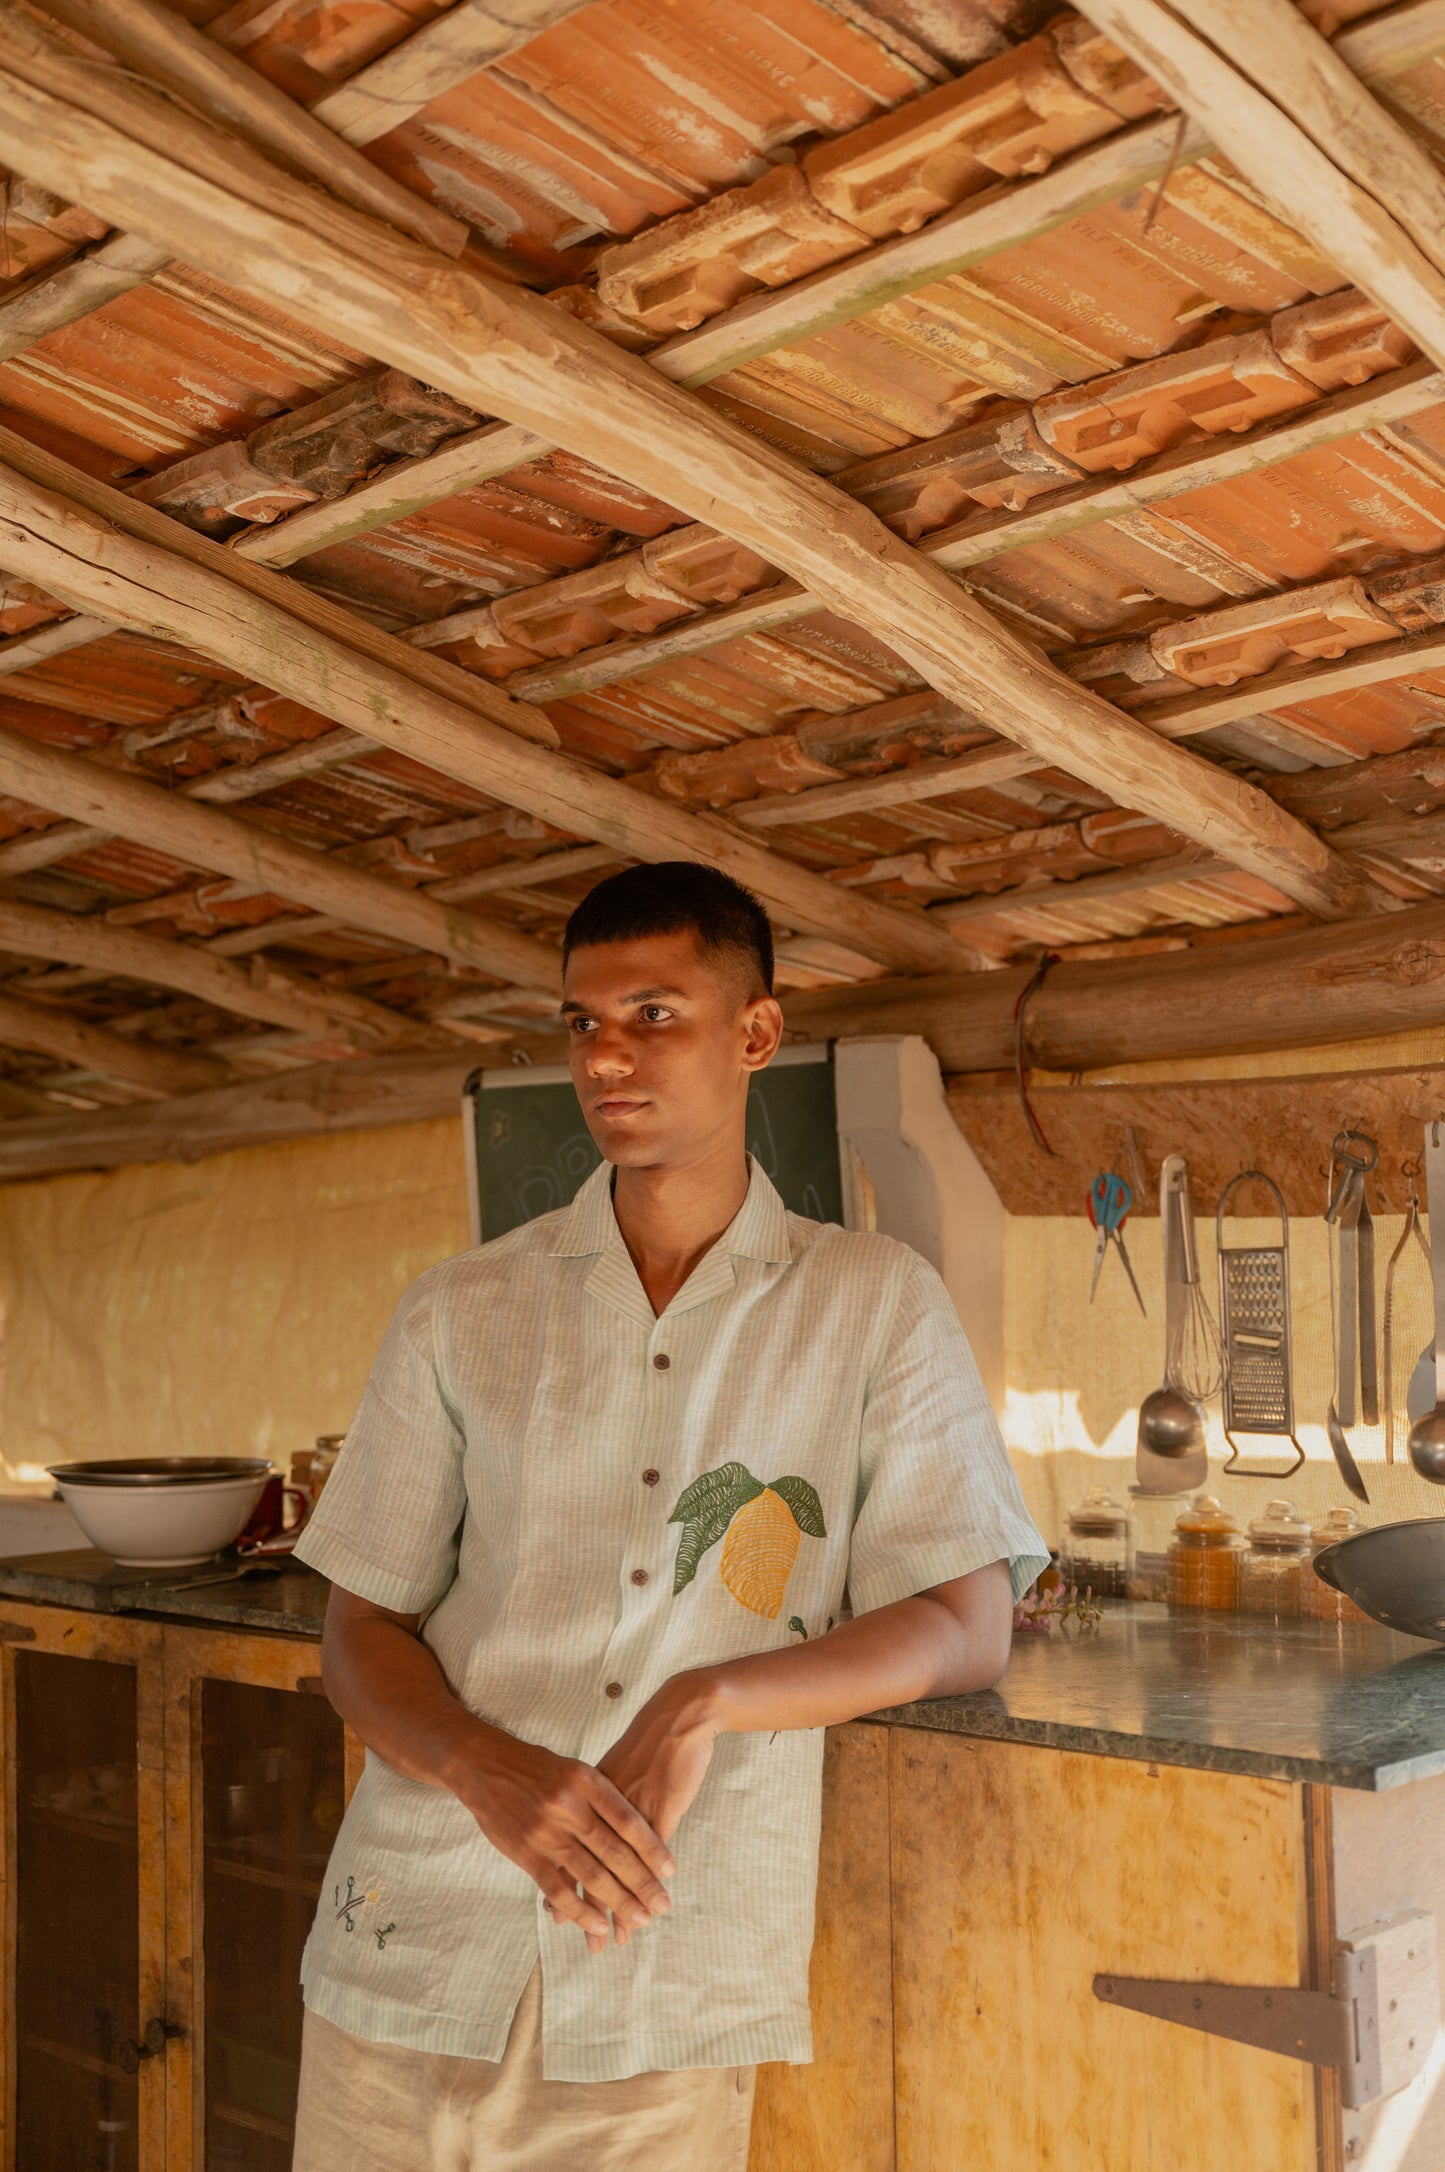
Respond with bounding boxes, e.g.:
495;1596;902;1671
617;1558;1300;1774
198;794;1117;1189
551;1154;792;1269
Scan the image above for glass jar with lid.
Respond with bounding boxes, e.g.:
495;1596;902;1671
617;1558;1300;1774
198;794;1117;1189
1239;1498;1311;1622
1302;1506;1370;1623
1060;1488;1127;1598
1167;1493;1244;1611
1126;1486;1190;1603
309;1433;346;1504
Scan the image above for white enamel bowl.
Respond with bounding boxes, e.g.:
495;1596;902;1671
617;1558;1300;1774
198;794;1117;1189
48;1458;274;1568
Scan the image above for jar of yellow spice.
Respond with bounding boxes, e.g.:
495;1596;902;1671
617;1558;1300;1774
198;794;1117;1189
1167;1493;1244;1611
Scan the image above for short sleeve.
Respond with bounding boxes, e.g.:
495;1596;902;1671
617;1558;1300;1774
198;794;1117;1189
293;1268;466;1615
847;1254;1049;1614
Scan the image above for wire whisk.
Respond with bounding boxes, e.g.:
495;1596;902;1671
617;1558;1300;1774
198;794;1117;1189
1163;1154;1225;1402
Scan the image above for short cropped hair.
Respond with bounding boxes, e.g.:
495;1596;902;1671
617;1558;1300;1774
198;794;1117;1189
563;861;774;997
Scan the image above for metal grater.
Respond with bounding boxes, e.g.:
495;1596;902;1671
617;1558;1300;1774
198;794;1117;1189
1217;1171;1303;1478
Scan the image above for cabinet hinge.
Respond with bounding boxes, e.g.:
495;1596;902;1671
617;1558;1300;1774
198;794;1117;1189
1094;1910;1438;2109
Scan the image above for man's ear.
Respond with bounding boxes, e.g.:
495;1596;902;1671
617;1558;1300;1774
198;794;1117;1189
741;995;785;1072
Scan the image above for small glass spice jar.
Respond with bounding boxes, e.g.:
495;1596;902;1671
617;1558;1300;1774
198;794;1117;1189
1239;1498;1311;1622
1168;1493;1244;1611
1126;1486;1189;1603
1302;1506;1370;1624
309;1433;346;1504
1060;1488;1127;1598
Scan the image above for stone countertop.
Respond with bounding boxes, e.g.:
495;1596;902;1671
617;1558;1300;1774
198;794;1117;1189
5;1558;1445;1789
0;1548;329;1638
870;1602;1445;1793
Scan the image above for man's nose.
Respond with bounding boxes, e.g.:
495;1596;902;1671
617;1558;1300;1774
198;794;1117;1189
585;1022;634;1076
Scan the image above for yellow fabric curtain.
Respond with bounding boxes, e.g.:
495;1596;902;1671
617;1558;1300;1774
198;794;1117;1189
0;1117;470;1483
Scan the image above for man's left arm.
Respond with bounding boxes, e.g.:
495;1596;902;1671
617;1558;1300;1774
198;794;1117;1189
599;1558;1012;1863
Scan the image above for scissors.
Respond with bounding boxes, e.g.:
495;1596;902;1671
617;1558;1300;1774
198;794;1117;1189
1089;1172;1146;1316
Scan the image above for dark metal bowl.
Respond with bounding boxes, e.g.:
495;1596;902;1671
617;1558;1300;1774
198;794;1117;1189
47;1457;274;1488
1313;1518;1445;1643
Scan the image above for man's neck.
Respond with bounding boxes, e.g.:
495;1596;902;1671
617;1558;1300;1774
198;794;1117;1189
611;1141;750;1317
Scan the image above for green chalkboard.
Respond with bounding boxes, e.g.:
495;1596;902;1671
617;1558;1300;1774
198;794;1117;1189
464;1048;842;1240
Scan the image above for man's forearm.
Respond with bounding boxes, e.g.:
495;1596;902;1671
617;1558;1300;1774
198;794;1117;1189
320;1595;505;1793
697;1563;1013;1737
597;1560;1013;1858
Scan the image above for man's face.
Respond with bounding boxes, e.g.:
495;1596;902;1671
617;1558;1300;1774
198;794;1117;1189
562;928;783;1170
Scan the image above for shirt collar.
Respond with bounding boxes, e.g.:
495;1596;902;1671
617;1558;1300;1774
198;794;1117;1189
550;1155;792;1268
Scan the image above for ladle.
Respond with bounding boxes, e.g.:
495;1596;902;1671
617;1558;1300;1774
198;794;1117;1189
1408;1120;1445;1482
1137;1156;1208;1488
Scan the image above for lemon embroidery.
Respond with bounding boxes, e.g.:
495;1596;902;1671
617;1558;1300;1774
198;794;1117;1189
668;1463;826;1619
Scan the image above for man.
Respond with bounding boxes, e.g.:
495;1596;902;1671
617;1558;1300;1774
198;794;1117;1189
291;861;1047;2172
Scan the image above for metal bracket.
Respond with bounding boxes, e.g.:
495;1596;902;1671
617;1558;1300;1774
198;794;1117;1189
1094;1911;1438;2110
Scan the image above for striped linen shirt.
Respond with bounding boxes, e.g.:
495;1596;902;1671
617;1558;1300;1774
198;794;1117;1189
294;1157;1047;2081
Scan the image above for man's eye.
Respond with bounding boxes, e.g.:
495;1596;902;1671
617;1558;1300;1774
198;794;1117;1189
642;1005;671;1023
569;1016;597;1033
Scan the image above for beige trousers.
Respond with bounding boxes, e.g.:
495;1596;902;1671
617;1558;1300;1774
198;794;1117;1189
291;1970;757;2172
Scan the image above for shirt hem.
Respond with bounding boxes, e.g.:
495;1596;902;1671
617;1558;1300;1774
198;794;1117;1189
291;1525;448;1616
301;1973;812;2078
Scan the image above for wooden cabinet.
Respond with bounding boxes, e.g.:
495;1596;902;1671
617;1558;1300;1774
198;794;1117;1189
0;1602;357;2172
750;1725;1340;2172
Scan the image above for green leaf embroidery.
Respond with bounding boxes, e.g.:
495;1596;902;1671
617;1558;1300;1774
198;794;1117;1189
669;1462;761;1526
771;1475;827;1538
668;1463;763;1594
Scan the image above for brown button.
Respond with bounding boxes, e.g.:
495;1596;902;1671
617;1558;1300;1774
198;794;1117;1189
653;1353;670;1371
604;1680;623;1699
641;1468;660;1487
631;1568;649;1586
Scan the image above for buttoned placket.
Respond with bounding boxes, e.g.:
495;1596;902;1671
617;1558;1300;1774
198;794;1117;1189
588;1310;685;1723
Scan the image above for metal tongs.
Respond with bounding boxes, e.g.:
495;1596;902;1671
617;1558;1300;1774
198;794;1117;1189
1324;1128;1377;1502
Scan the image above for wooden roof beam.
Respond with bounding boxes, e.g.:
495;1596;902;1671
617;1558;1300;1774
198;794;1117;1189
0;26;1386;927
15;884;1445;1175
1075;0;1445;371
0;449;961;976
0;725;564;993
0;983;227;1095
0;895;443;1049
480;358;1445;709
38;0;466;255
233;1;1445;572
309;0;595;147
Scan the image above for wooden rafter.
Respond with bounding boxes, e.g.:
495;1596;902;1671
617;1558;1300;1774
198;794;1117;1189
0;442;964;975
1076;0;1445;370
1166;0;1445;275
469;360;1445;709
309;0;596;146
11;889;1445;1174
0;984;227;1096
0;724;565;992
38;0;467;255
0;896;442;1048
0;23;1386;927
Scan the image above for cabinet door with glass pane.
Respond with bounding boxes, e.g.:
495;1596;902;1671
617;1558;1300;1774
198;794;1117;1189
0;1608;169;2172
162;1626;353;2172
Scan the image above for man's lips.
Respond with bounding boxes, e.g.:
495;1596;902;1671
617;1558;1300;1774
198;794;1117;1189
590;1094;648;1116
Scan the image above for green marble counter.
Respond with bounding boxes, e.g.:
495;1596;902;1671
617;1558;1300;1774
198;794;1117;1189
872;1602;1445;1792
0;1547;328;1637
5;1557;1445;1789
